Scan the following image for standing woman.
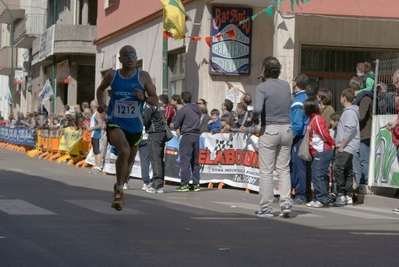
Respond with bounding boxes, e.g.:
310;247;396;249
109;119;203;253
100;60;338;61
303;98;335;208
316;88;335;129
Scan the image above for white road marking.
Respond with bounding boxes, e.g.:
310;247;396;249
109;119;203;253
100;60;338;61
350;232;399;236
0;200;56;215
190;217;257;220
65;200;143;215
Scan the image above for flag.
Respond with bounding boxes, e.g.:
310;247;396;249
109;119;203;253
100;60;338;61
7;91;12;105
160;0;186;40
38;79;53;104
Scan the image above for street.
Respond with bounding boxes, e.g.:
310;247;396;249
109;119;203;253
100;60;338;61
0;148;398;267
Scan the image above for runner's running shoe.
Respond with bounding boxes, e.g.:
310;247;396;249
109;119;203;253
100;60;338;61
111;188;125;211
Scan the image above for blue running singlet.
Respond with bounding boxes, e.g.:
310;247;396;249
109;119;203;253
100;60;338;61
107;69;145;134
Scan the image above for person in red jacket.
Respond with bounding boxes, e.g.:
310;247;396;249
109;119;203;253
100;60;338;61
159;94;175;126
303;98;336;208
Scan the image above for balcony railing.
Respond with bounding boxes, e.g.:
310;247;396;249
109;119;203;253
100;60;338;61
14;14;44;48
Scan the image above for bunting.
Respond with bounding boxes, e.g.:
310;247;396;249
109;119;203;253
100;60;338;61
163;0;311;45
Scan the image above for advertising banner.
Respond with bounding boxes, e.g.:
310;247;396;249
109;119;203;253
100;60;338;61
0;126;36;147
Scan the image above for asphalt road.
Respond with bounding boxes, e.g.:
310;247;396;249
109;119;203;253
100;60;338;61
0;148;398;267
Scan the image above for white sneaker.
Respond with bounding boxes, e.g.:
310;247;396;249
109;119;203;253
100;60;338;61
306;200;315;207
146;187;164;194
345;195;353;206
142;184;149;191
123;183;129;190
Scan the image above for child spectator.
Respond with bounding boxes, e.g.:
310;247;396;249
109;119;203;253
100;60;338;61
0;116;4;126
353;62;375;105
330;111;341;138
333;88;360;207
303;98;335;208
220;114;233;133
207;109;222;134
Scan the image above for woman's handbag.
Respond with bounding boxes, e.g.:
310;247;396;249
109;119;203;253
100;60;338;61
159;106;173;142
298;116;318;161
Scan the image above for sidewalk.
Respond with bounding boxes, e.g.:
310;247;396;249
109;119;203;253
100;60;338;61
358;185;399;210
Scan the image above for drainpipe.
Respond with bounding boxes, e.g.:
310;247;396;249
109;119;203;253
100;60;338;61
51;0;57;113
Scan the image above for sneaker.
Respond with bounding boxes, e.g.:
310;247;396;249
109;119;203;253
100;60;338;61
123;182;129;190
345;195;353;207
254;208;274;218
279;203;291;218
176;184;190;192
146;187;164;194
111;189;125;211
90;167;102;174
333;194;346;207
393;207;399;214
311;201;326;208
306;200;315;207
293;197;305;205
142;184;149;191
191;184;201;192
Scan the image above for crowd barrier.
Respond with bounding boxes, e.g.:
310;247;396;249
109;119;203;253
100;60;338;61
3;122;399;193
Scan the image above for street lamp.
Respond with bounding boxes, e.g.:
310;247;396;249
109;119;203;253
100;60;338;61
0;0;14;114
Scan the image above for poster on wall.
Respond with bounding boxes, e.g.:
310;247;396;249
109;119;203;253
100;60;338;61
210;6;252;75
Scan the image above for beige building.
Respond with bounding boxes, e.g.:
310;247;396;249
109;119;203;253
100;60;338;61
0;0;98;118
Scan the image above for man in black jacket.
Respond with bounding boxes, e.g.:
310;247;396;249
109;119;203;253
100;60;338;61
173;91;201;192
143;102;167;193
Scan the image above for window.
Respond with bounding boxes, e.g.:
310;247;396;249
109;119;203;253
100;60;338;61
168;49;186;96
104;0;115;9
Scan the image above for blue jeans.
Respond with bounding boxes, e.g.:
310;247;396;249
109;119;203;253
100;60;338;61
290;136;307;201
353;139;370;187
312;149;333;205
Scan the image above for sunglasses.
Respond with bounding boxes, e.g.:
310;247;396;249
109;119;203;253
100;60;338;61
122;51;137;57
197;102;204;105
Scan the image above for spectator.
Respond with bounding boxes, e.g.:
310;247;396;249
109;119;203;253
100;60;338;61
240;93;253;116
136;129;151;191
207;109;222;134
143;102;167;193
199;106;211;134
377;82;396;114
251;56;293;218
159;94;175;126
290;73;310;205
197;98;208;109
333;88;360;207
82;102;90;110
220;114;233;133
173;91;201;192
64;105;71;115
0;116;5;126
74;104;82;115
221;99;236;125
235;102;252;128
316;88;335;129
353;61;375;105
388;90;399;214
170;94;183;129
330;111;342;138
82;108;92;129
303;98;335;208
14;112;24;126
86;100;104;174
351;76;372;190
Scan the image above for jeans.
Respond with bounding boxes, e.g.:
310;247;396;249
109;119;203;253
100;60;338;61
334;151;354;196
353;139;370;187
312;149;333;205
258;124;293;210
148;132;166;189
138;139;150;185
290;136;308;201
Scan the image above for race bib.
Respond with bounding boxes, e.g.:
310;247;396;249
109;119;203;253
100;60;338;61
114;100;138;118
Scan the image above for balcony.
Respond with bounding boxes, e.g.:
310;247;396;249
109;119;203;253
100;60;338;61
0;0;24;24
14;14;44;48
32;24;97;66
0;46;17;75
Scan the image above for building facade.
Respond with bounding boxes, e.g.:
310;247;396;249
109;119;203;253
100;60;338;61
94;0;399;112
0;0;98;118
